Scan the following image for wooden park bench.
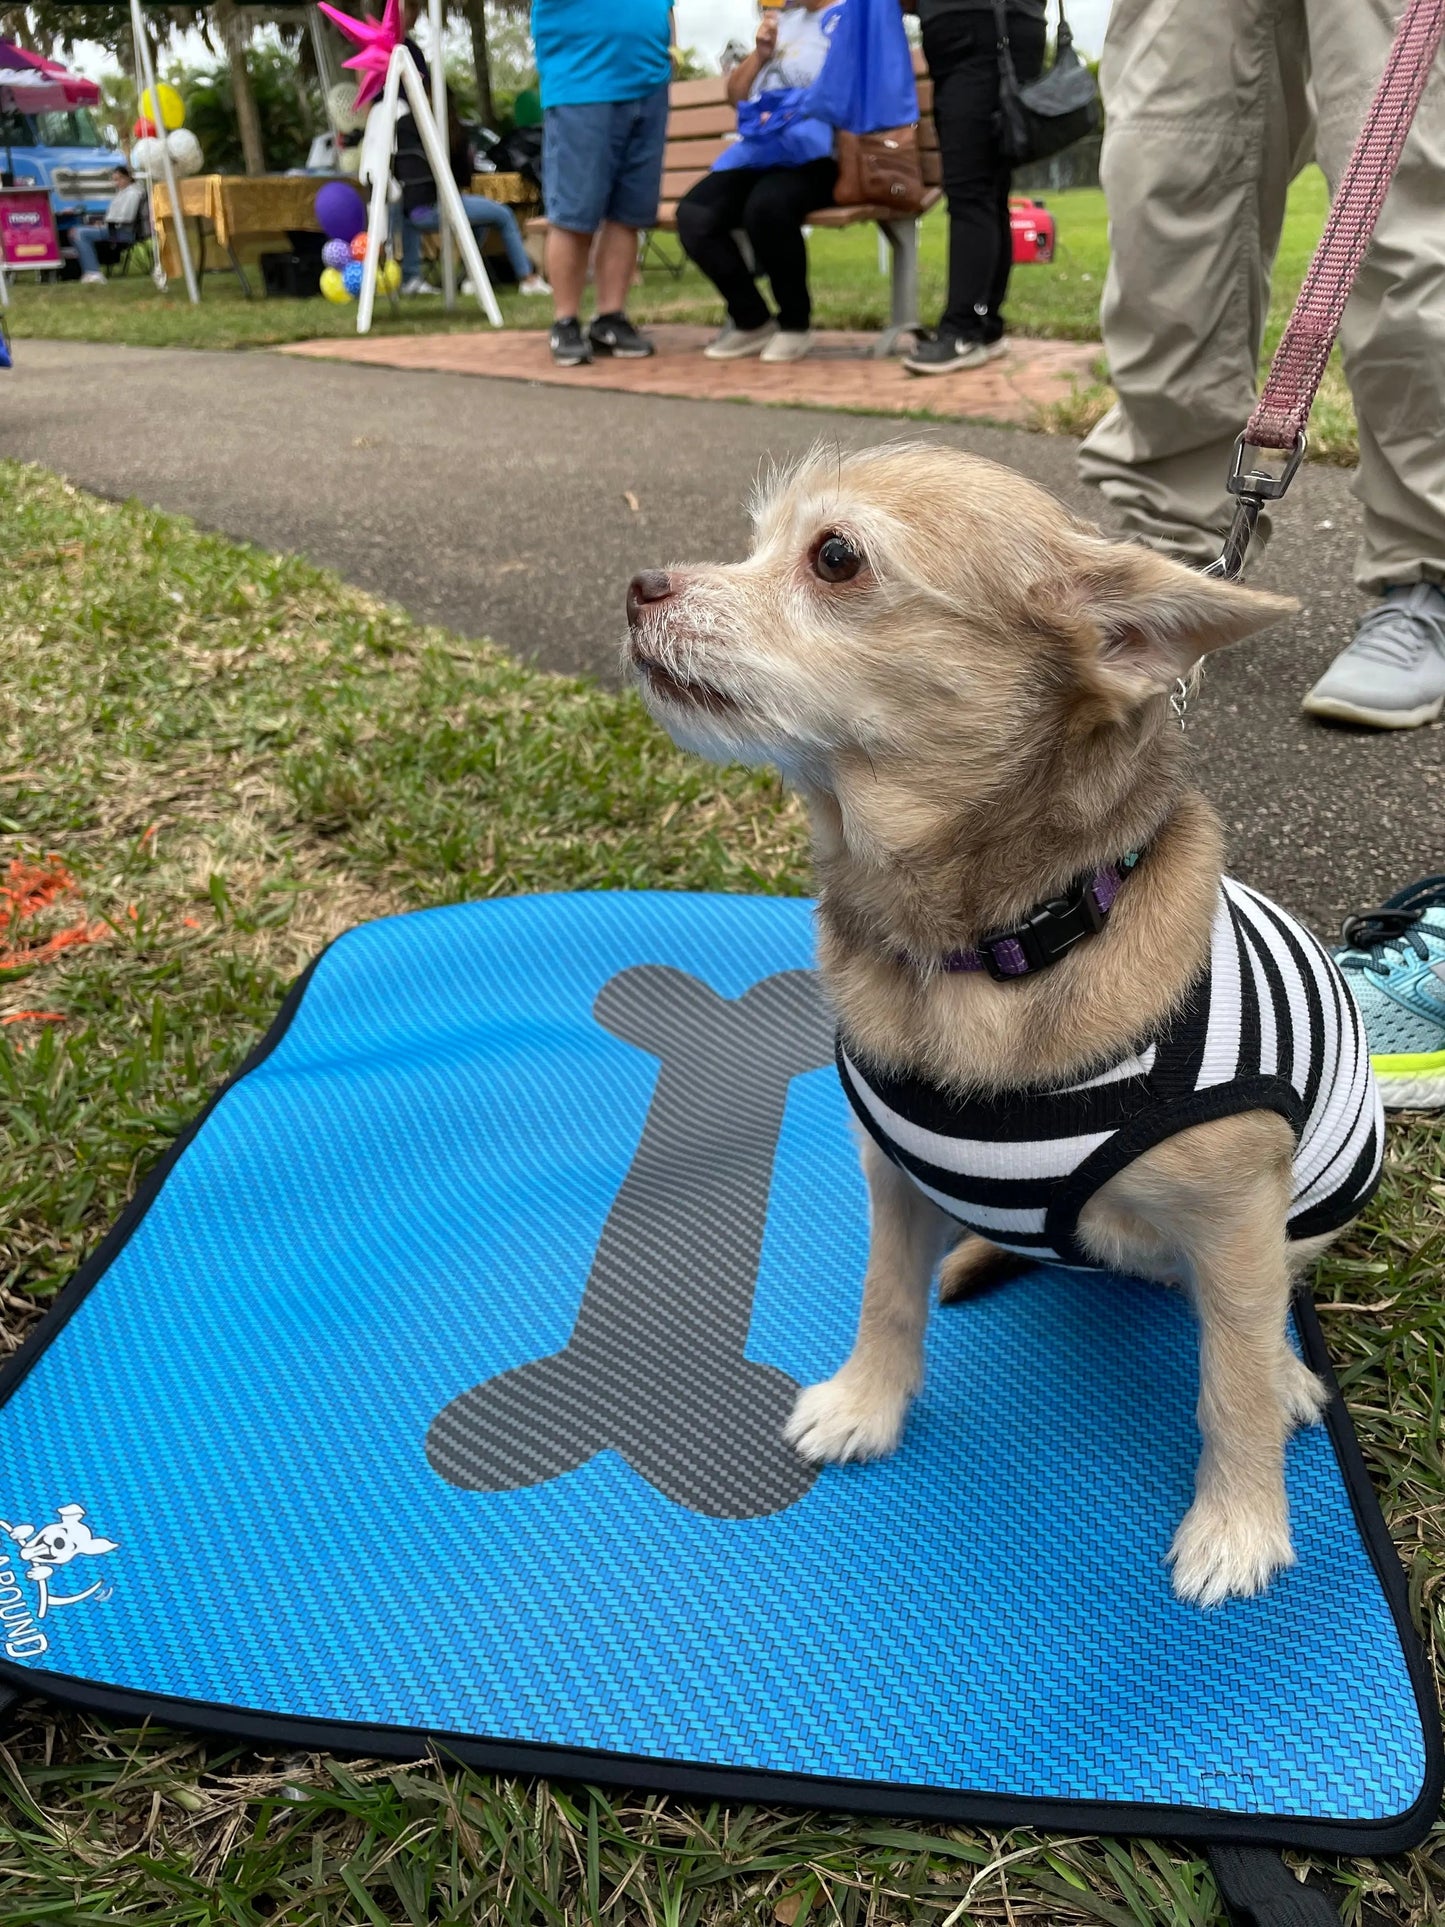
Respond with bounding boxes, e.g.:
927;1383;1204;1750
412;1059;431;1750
529;52;942;359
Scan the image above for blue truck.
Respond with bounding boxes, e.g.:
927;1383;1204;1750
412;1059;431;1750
1;97;119;261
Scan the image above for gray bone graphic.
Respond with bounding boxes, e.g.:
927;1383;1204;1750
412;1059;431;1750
426;964;834;1517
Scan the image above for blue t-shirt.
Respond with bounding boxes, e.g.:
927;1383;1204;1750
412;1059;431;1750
531;0;672;108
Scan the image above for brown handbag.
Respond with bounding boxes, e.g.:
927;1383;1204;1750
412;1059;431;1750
833;124;926;213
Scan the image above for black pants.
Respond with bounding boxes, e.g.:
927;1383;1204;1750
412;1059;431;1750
675;157;839;334
922;8;1047;342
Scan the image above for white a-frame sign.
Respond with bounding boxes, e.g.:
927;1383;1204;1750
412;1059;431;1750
351;11;502;333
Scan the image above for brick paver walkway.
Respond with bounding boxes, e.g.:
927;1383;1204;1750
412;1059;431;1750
281;324;1100;425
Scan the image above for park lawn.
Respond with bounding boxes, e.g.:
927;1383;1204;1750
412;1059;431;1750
2;169;1359;460
2;462;1441;1925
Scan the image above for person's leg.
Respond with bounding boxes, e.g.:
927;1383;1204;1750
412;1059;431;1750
676;168;772;329
922;11;1010;341
593;82;669;322
541;101;609;325
979;11;1046;342
1076;0;1307;564
1297;0;1445;726
459;193;537;283
739;158;837;334
546;229;592;317
401;206;430;284
72;223;104;279
593;220;640;316
1305;0;1445;595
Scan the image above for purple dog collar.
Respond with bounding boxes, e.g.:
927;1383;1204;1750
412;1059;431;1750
935;851;1143;982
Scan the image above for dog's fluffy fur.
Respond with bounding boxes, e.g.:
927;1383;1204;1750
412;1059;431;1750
627;442;1343;1608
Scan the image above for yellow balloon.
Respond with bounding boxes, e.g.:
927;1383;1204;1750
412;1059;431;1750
140;82;185;130
380;259;402;294
319;267;350;304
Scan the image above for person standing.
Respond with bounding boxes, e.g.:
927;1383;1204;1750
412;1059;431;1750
1077;0;1445;730
676;0;840;364
902;0;1047;376
531;0;676;366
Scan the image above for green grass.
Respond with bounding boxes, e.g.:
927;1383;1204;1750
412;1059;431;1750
3;464;1439;1923
2;170;1359;460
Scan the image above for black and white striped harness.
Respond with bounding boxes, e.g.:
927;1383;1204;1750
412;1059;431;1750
838;878;1384;1268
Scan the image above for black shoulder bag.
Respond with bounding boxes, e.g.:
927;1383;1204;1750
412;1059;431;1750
991;0;1103;166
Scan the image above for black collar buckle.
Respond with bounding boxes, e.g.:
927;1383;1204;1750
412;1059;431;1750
979;875;1112;981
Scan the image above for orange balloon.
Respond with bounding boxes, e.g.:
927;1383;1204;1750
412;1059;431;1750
349;231;370;262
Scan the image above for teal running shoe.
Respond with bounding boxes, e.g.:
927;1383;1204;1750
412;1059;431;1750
1336;876;1445;1110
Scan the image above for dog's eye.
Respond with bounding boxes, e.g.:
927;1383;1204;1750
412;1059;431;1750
812;533;864;584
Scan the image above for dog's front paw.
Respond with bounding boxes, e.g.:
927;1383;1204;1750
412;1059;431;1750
784;1372;913;1465
1279;1351;1330;1428
1167;1496;1295;1608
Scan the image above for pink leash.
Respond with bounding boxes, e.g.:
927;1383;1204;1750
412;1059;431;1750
1208;0;1445;579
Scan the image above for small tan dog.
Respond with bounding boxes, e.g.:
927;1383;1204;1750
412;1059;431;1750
625;444;1382;1608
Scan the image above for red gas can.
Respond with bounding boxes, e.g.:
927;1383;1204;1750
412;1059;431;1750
1009;197;1056;265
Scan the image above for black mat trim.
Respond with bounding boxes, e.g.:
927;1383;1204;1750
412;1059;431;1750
0;947;1439;1855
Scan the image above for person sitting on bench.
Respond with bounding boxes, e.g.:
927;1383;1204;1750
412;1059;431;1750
72;165;146;285
675;0;840;365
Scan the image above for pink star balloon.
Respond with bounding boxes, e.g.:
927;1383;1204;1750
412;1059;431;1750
318;0;404;110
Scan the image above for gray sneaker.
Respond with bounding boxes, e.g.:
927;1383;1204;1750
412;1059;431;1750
1302;582;1445;729
703;320;778;361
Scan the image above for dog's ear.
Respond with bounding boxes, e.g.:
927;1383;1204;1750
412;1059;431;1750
1060;541;1298;702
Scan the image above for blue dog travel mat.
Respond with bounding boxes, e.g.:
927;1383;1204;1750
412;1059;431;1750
0;892;1438;1854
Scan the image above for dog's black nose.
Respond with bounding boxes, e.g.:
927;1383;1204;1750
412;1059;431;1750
627;570;674;627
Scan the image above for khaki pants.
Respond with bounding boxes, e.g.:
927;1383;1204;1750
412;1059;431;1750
1077;0;1445;592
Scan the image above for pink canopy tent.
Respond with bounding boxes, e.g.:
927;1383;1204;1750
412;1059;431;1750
0;40;102;112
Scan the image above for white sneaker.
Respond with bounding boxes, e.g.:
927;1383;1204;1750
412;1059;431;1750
1301;583;1445;729
518;274;551;297
760;328;814;363
401;276;437;296
703;320;778;361
80;271;106;286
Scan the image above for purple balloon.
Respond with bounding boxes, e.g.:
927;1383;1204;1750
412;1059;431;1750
321;237;352;271
342;260;365;297
315;181;367;242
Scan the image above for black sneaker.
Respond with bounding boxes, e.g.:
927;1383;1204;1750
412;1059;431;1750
588;312;655;359
903;331;1005;377
550;317;593;367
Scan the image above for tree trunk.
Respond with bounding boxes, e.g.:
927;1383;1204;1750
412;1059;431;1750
462;0;496;129
214;0;266;176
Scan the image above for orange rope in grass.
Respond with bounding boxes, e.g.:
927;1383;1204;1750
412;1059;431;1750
0;858;109;973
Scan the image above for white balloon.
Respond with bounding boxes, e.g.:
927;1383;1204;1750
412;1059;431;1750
129;136;164;178
166;127;204;178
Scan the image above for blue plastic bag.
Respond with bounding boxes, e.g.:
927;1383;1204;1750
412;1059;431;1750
713;0;919;175
804;0;919;135
715;84;834;172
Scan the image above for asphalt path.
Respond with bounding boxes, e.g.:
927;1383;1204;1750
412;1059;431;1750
4;338;1439;937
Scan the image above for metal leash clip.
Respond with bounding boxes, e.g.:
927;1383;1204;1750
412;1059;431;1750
1204;430;1308;582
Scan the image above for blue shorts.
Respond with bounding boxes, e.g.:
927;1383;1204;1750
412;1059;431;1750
542;83;670;233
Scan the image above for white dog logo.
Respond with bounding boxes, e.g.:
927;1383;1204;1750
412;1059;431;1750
1;1504;118;1616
